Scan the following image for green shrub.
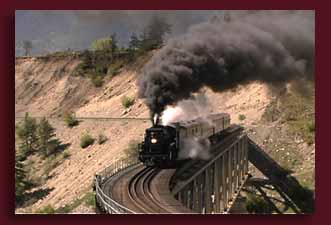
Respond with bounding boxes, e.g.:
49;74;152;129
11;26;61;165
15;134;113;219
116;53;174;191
16;153;27;162
62;150;71;159
83;192;96;207
63;112;79;128
90;75;104;87
121;96;135;108
91;37;114;51
55;205;72;214
246;193;270;214
56;198;82;213
95;65;108;75
108;62;123;77
80;133;94;149
97;134;108;145
307;120;315;133
109;67;121;76
36;205;56;214
238;114;246;121
55;191;96;213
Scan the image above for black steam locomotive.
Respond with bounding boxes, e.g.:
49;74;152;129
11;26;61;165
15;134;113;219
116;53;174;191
138;113;231;168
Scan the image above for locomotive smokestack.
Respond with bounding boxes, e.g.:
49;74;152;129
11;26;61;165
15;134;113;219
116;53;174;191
138;10;315;116
152;113;160;126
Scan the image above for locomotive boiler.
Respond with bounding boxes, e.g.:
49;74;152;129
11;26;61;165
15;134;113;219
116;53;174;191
138;113;231;167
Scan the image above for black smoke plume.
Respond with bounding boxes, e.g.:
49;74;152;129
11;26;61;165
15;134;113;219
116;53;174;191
138;10;315;119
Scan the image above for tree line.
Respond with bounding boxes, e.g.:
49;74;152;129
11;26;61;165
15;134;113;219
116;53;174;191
20;16;172;87
15;113;61;203
75;15;172;87
20;15;171;58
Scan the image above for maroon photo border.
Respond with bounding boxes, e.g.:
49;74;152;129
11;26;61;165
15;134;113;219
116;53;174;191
1;0;326;224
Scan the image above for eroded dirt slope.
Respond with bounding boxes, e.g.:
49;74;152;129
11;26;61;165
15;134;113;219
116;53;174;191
15;55;314;213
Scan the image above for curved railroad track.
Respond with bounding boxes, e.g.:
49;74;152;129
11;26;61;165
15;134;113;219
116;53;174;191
98;125;245;214
127;167;170;213
100;164;191;214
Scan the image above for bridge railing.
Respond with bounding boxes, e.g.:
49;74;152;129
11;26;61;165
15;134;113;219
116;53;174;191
172;134;249;213
94;156;140;214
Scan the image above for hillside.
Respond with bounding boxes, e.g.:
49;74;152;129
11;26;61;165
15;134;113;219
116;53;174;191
15;54;315;213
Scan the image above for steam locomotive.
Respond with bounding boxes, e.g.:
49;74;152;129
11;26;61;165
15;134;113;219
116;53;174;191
138;113;231;168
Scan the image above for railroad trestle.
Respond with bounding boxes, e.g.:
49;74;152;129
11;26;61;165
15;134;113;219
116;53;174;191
171;134;249;213
94;133;249;214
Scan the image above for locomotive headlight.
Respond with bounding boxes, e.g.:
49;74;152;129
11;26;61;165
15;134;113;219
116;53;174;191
151;138;158;144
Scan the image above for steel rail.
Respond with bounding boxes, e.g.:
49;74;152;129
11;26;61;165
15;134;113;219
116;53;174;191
127;167;155;213
95;126;249;214
94;156;140;214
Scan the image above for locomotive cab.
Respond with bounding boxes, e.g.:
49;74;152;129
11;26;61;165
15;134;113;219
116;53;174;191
138;125;177;168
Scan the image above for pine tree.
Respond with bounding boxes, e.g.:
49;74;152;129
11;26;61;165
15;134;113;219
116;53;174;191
139;29;151;52
128;33;141;51
15;152;28;203
145;16;171;49
16;113;38;157
81;50;93;70
110;33;118;55
127;33;142;61
37;117;58;157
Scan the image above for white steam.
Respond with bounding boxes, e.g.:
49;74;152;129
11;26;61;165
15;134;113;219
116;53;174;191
161;93;214;160
161;93;212;126
178;137;211;160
